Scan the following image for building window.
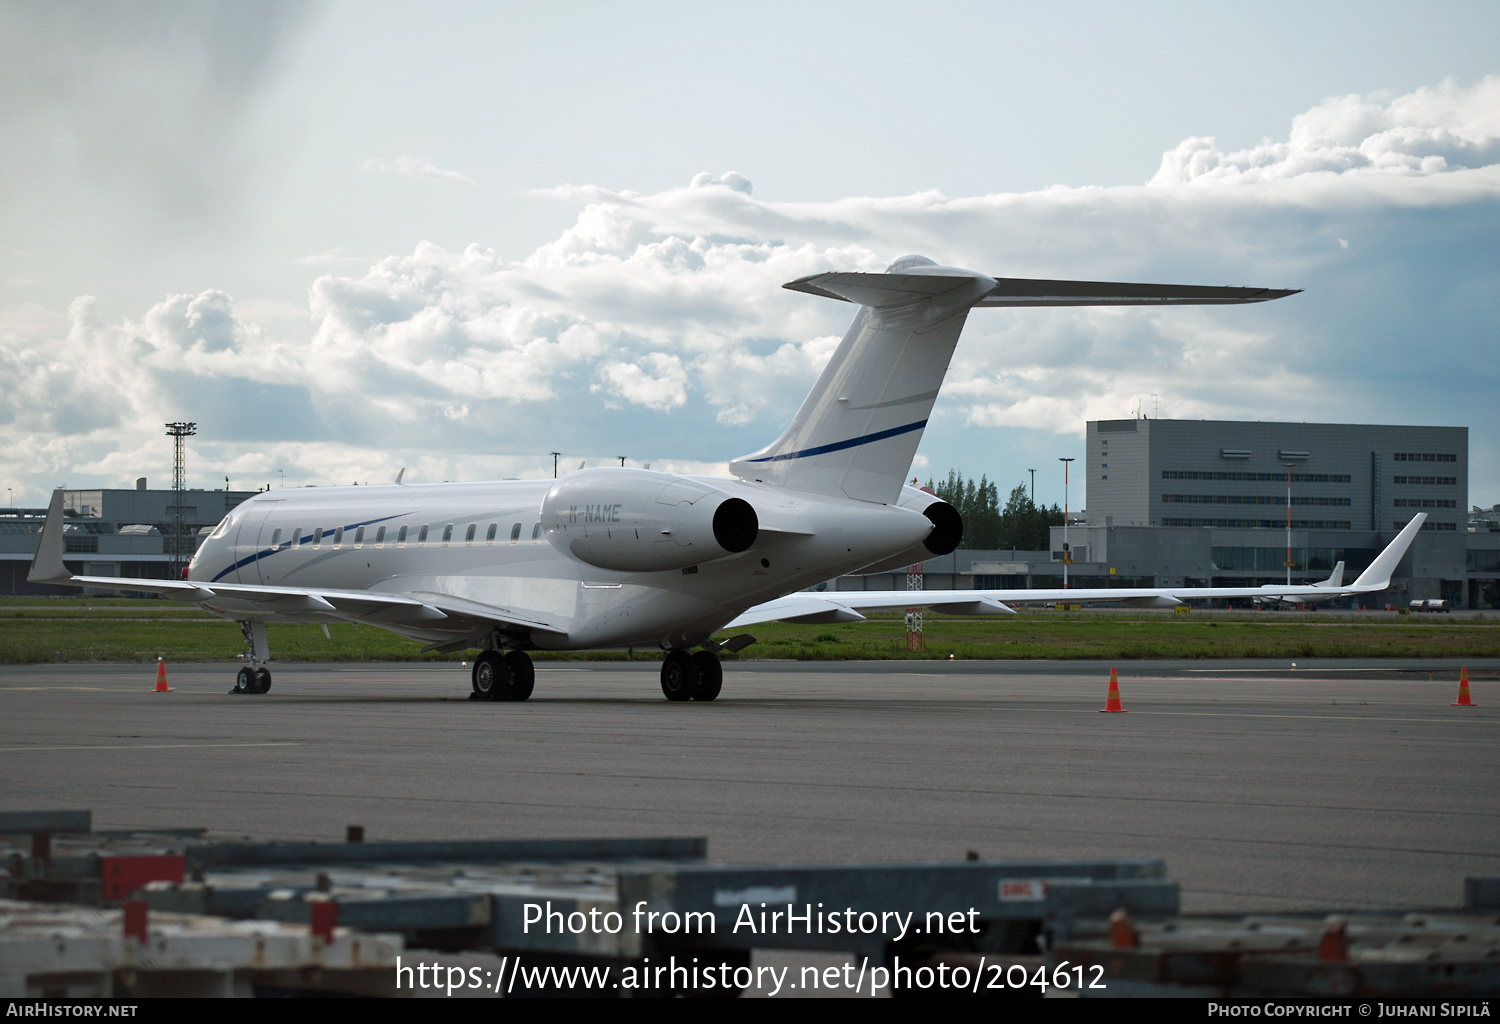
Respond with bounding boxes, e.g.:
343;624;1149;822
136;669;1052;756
486;523;497;544
510;522;522;544
465;523;476;545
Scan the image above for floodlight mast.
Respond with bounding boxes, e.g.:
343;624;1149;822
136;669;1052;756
1285;464;1295;587
1059;457;1075;589
165;422;197;576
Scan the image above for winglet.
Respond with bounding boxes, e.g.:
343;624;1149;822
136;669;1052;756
1351;514;1426;591
1316;561;1345;588
27;488;74;584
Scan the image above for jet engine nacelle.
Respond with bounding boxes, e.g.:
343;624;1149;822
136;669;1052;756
541;468;759;573
847;484;963;575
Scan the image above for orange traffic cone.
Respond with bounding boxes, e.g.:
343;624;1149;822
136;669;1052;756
1101;667;1127;713
153;657;171;693
1452;666;1475;707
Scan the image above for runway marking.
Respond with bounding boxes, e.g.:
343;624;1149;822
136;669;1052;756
0;741;302;753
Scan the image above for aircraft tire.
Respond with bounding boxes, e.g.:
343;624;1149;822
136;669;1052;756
471;651;507;701
254;668;272;694
502;651;535;701
660;650;698;701
690;651;722;701
233;666;256;694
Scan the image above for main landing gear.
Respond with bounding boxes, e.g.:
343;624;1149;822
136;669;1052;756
660;650;722;702
230;621;272;694
471;650;536;702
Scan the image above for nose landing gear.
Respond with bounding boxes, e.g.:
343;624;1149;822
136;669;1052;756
230;621;273;694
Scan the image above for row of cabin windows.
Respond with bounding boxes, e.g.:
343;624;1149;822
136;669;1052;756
267;522;544;550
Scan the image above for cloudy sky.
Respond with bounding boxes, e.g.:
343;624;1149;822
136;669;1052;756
1;1;1497;512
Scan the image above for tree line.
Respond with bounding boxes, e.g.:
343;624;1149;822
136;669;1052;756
926;470;1064;551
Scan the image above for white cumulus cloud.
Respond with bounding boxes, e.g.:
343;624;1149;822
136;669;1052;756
2;76;1498;505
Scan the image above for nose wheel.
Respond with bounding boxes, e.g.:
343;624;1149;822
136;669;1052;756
660;650;722;701
471;650;535;701
232;666;272;694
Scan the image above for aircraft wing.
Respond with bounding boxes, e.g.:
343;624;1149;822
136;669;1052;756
723;591;1017;629
727;515;1425;626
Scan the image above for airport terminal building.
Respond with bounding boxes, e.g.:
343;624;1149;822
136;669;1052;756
1060;418;1490;607
1;483;258;595
831;418;1499;609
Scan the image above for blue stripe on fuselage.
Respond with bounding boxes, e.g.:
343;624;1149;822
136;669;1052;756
747;419;927;463
210;513;404;583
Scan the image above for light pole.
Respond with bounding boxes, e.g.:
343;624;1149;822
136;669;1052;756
1059;457;1075;589
277;469;284;489
1028;468;1036;504
551;452;561;479
618;456;627;467
1284;464;1295;586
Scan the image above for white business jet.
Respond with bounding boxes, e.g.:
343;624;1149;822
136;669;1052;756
1251;562;1347;610
28;256;1425;701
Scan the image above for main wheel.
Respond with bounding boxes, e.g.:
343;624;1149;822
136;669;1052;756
253;667;272;694
660;650;698;701
233;666;256;694
502;651;535;701
471;651;508;701
691;651;722;701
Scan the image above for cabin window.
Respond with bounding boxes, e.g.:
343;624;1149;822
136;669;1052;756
312;527;322;548
442;523;454;546
486;523;497;544
418;524;429;545
291;528;302;546
354;526;364;547
510;522;521;544
465;523;476;545
333;526;344;547
531;522;542;543
375;526;385;546
397;525;408;547
271;529;281;546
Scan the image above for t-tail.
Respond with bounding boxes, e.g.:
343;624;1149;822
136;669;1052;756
730;256;1298;504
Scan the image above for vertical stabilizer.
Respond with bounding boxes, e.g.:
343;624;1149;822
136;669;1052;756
28;489;73;584
730;256;995;504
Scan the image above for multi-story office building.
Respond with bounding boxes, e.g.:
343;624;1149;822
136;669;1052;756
1058;418;1476;606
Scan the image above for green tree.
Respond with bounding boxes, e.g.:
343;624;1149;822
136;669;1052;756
929;472;1063;550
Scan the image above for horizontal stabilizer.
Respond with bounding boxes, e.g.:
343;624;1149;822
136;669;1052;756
975;278;1299;307
784;272;1299;308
